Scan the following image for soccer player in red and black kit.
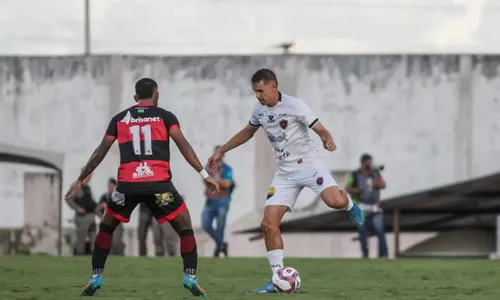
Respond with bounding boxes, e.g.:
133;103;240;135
65;78;219;297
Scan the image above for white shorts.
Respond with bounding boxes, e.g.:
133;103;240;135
265;159;337;211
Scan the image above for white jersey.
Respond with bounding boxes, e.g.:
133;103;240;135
249;92;320;173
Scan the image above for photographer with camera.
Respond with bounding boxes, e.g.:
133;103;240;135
345;153;388;258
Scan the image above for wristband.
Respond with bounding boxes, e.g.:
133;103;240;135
199;169;209;180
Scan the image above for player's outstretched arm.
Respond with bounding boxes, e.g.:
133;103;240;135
311;122;337;152
207;125;258;172
64;136;115;199
218;125;259;155
169;127;205;172
170;127;220;192
79;136;116;181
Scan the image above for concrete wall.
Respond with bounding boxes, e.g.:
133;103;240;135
1;54;500;239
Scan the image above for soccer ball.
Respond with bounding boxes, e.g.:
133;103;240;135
272;267;301;293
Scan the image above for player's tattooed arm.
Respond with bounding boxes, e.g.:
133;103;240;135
169;127;204;172
77;136;116;182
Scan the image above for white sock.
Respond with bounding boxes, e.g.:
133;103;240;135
344;192;354;210
267;249;284;274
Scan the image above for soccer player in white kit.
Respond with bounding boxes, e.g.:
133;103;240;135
208;69;365;293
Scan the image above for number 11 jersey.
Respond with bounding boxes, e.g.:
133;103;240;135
105;103;179;194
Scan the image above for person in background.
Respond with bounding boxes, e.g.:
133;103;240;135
138;203;178;256
152;217;179;257
201;145;235;257
345;153;388;258
66;171;97;255
97;178;125;255
137;203;153;256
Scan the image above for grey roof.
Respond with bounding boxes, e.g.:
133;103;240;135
0;137;64;171
235;171;500;238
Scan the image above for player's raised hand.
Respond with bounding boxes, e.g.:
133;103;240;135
65;180;82;200
204;176;220;194
321;136;337;152
207;150;223;173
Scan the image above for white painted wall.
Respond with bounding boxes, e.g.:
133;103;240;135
1;55;500;241
0;164;56;228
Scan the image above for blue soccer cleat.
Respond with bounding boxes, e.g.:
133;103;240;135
182;274;207;297
81;274;102;296
252;281;277;293
348;202;365;227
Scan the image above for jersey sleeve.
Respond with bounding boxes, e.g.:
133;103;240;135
105;116;118;138
295;99;319;129
248;105;261;127
162;110;181;131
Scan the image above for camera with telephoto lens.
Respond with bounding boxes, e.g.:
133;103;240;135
372;164;384;172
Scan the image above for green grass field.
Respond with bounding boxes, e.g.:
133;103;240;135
1;256;499;300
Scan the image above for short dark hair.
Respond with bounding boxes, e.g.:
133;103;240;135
360;153;372;162
135;78;158;99
108;178;117;185
251;68;278;86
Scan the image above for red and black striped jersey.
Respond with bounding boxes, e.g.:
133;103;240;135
105;103;179;194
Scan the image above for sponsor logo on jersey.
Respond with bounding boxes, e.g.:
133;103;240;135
267;186;276;199
316;177;324;186
267;115;275;123
120;111;161;125
275;149;291;160
267;132;288;143
133;162;154;179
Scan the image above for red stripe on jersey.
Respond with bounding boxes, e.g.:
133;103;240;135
104;134;116;139
170;124;180;130
118;160;171;182
116;120;168;144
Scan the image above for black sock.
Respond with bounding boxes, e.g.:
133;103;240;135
92;223;115;275
179;229;198;275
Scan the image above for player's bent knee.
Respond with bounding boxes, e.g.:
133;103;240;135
321;186;348;209
179;228;194;237
261;219;279;234
95;223;115;249
101;211;122;228
169;211;193;233
99;223;115;234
